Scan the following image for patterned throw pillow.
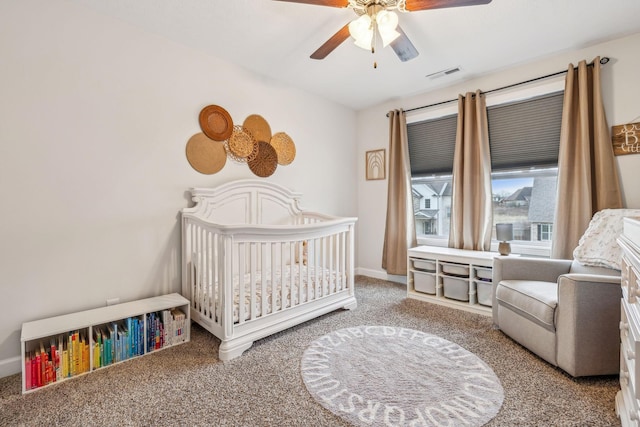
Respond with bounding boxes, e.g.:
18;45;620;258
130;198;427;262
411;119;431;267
573;208;640;270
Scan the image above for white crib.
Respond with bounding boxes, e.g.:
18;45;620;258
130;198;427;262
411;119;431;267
181;179;357;361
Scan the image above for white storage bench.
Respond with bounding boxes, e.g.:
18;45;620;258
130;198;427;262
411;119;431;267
408;246;503;316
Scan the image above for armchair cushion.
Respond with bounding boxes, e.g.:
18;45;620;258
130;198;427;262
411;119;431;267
496;280;557;331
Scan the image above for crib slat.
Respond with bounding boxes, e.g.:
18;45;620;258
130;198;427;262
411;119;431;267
221;235;234;338
288;241;293;308
338;233;342;292
250;243;257;321
261;243;267;318
197;226;204;315
214;232;221;323
322;237;327;298
202;227;209;317
309;240;312;302
271;243;277;315
297;242;302;303
280;242;286;311
189;222;196;312
238;243;246;325
208;230;214;319
329;234;334;294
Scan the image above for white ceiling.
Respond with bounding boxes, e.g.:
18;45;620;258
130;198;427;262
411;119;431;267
71;0;640;110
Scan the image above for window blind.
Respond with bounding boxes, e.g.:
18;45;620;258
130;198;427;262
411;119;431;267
407;114;457;176
407;91;564;176
487;91;564;171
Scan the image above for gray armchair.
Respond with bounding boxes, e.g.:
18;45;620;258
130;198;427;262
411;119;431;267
492;256;621;377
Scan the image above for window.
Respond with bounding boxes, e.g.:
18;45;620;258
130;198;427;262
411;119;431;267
408;90;563;254
424;199;431;209
538;224;553;241
423;221;435;235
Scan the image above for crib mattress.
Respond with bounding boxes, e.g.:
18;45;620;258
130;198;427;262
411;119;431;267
193;265;344;323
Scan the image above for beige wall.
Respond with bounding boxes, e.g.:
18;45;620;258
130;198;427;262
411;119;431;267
356;31;640;280
0;0;358;375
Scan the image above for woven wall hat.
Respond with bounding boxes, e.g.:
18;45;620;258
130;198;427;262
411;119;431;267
226;125;258;162
243;114;272;144
248;141;278;177
185;132;227;174
199;105;233;141
270;132;296;165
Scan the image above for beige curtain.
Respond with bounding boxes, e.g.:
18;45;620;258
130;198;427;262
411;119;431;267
448;90;493;251
382;109;416;275
552;57;623;259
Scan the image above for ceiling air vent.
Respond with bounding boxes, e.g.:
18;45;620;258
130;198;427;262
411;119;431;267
426;67;461;80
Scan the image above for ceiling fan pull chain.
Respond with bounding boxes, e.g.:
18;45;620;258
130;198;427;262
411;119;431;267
372;16;378;69
372;15;377;54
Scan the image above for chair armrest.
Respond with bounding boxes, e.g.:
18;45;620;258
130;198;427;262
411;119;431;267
560;273;621;283
555;274;622;376
493;257;573;284
492;257;573;325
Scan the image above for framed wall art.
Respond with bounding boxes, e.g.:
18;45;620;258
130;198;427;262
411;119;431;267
612;121;640;155
366;149;386;180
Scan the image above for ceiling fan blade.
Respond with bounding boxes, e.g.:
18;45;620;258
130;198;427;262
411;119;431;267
273;0;348;7
310;24;351;60
405;0;492;11
391;26;419;62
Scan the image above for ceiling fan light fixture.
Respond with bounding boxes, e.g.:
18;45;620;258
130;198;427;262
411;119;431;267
376;10;400;47
380;27;400;45
349;14;373;50
376;10;398;31
353;34;374;50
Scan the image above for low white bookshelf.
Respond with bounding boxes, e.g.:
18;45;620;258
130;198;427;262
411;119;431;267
20;293;190;394
408;246;504;316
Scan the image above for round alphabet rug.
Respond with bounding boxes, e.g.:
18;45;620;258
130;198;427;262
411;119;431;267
301;326;504;427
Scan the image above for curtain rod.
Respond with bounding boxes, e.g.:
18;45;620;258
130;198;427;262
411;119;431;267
387;56;610;117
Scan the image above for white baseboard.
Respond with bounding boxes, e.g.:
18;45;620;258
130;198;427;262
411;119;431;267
0;356;21;379
355;267;407;285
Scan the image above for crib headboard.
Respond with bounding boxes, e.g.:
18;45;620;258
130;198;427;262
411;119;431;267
183;179;305;225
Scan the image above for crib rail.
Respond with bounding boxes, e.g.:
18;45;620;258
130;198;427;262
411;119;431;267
181;215;355;339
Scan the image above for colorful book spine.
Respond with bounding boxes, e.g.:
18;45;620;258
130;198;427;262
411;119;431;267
24;354;31;390
74;331;80;375
138;318;144;354
56;336;63;381
82;334;89;373
35;351;41;388
62;345;68;378
70;332;76;376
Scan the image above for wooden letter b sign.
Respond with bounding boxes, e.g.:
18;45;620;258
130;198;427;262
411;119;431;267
612;122;640;155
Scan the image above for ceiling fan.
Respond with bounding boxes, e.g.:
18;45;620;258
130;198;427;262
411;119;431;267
275;0;492;63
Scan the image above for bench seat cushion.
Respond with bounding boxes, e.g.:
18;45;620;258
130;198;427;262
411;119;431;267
495;280;558;331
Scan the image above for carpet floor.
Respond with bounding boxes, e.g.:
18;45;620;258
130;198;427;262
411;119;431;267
0;276;620;426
